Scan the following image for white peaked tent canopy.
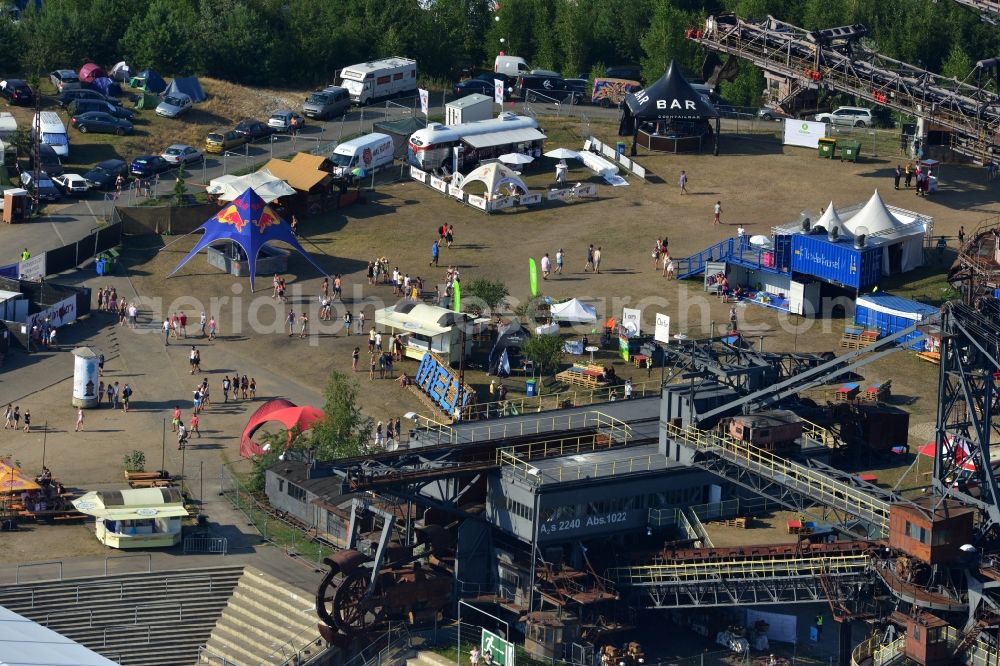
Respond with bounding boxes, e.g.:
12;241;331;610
815;201;851;239
844;190;903;236
460;162;528;196
550;298;598;323
206;170;297;203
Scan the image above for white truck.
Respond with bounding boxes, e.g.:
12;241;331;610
495;55;529;77
328;132;395;177
339;57;417;106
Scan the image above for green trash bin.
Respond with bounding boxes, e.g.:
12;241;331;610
840;140;861;162
817;137;837;159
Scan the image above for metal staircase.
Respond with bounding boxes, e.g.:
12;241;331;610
690;13;1000;162
606;552;870;609
675;237;787;280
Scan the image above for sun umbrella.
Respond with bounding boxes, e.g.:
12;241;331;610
749;235;771;247
0;462;40;494
498;153;534;166
351;168;367;177
544;148;580;160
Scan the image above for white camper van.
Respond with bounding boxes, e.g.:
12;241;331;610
329;132;394;177
31;111;69;158
339;58;417;106
495;55;529;77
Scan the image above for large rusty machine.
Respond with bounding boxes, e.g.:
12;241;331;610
316;500;454;646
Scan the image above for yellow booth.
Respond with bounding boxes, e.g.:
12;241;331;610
72;487;187;549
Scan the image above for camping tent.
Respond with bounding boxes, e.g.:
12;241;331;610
207;170;296;203
621;60;720;155
240;398;324;457
109;61;131;82
135;92;160;110
79;63;107;84
168;187;327;289
460;162;528;197
165;77;206;103
129;70;167;94
91;77;122;98
550;298;598;323
843;190;926;274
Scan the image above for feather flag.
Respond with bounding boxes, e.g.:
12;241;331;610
529;258;539;297
498;348;511;377
453;279;461;312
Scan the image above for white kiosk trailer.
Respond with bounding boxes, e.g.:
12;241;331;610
339;57;417;106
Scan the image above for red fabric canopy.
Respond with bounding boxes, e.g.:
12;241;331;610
79;63;107;84
240;399;324;457
918;435;976;472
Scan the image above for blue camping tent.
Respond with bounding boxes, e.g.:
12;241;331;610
91;77;122;98
132;70;166;94
168;188;326;289
165;77;206;103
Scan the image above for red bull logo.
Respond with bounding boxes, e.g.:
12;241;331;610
256;206;282;233
215;205;247;233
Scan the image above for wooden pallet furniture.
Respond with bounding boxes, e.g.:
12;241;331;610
859;329;880;347
835;383;861;402
839;327;863;349
916;351;941;364
715;517;747;528
556;363;609;388
861;380;892;403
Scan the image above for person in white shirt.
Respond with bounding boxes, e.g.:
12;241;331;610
540;253;552;279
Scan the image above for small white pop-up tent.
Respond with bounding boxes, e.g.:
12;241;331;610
814;201;851;241
843;190;926;275
550;298;598;323
460;162;528;198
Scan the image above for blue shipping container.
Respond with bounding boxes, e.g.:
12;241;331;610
854;292;939;350
790;234;881;289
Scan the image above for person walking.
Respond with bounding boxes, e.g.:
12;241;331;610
112;382;120;409
20;248;30;261
893;164;901;190
430;239;440;267
959;225;966;246
249;378;256;399
299;312;309;339
172;405;182;432
344;311;352;336
241;375;249;400
190;412;201;438
177;422;188;449
208;316;217;341
369;353;377;380
333;275;342;301
374;422;385;447
3;403;13;430
714;201;723;225
286;310;296;337
584;244;595;272
75;407;84;432
121;384;132;412
679;170;689;194
11;406;19;431
163;318;171;345
222;376;231;402
729;305;738;332
199;311;207;336
555;248;564;274
179;311;188;338
446;224;455;248
593;246;602;274
904;162;913;188
22;409;30;433
189;346;198;375
540;253;552;280
352;346;360;372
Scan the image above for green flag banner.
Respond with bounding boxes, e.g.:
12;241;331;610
453;280;461;312
529;258;538;297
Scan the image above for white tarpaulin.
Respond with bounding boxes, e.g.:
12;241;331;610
550;298;598;323
744;609;798;644
207;170;296;203
783;119;828;149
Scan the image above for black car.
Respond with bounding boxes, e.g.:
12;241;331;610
129;155;172;178
453;79;493;98
28;144;65;177
70;111;133;135
68;98;134;121
57;88;109;108
83;159;129;190
19;170;61;201
233;119;274;142
0;79;33;105
516;74;580;104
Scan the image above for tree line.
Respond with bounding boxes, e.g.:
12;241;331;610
0;0;996;106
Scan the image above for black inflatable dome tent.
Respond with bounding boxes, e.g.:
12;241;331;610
621;60;721;155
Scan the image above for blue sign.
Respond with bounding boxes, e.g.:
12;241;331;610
415;353;471;415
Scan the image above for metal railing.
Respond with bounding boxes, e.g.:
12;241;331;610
648;497;780;528
183;535;229;555
851;635;906;666
664;422;891;535
103;623;150;648
608;553;870;585
475;409;632;446
500;450;657;486
261;623;326;666
684;507;714;548
465;379;662;422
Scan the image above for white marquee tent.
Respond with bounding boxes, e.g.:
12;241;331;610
843;190;927;274
814;201;851;240
550;298;598;323
206;171;297;203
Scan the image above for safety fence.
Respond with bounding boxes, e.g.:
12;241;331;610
0;221;121;281
466;378;662;421
851;635;905;666
585;135;648;179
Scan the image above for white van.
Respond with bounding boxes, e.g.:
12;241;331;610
339;57;417;106
495;55;529;77
329;132;394;177
31;111;69;158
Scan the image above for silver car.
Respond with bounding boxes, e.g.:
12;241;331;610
50;69;81;93
161;144;203;165
156;93;193;118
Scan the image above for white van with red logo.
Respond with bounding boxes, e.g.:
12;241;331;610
329;132;394;177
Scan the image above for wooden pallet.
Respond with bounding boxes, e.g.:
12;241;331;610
714;517;747;528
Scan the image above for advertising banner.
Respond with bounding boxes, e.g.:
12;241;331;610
654;313;671;344
783;119;828;149
18;253;45;281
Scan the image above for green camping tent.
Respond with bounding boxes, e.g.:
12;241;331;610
135;92;160;110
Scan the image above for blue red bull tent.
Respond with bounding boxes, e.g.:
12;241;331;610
168;187;327;289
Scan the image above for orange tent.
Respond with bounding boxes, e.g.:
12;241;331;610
0;461;41;494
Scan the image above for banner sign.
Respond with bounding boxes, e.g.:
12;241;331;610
415;353;472;416
621;307;641;336
654;313;671;344
418;88;429;116
494;79;505;105
482;629;515;666
18;253;45;281
783;119;828;149
26;294;76;329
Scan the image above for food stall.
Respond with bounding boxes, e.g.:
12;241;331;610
374;302;489;364
73;487;187;549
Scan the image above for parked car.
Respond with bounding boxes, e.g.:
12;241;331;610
70;111;133;135
516;75;581;104
815;106;874;128
606;65;643;83
28;144;65;177
0;79;33;105
83;159;128;190
233;119;274;142
52;172;90;194
302;86;350;120
160;144;203;165
155;93;193;118
57;88;109;108
68;98;135;121
564;78;589;97
205;129;248;154
19;170;61;201
267;110;304;133
453;79;493;98
757;107;793;122
129;155;172;178
49;69;81;93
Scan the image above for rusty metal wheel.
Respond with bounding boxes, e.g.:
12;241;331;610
332;570;384;635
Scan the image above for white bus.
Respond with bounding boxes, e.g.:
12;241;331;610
339;57;417;106
408;112;543;172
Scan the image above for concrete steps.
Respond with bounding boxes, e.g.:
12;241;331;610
0;565;244;666
408;651;458;666
200;566;324;666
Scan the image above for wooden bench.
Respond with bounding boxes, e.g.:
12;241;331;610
124;471;169;481
556;370;604;388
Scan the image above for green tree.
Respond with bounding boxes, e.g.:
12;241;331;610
120;0;197;76
719;60;766;107
941;43;973;82
640;3;700;84
309;370;374;461
17;0;90;75
194;0;268;84
466;278;509;317
521;334;565;378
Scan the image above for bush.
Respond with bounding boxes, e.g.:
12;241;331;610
123;450;146;472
